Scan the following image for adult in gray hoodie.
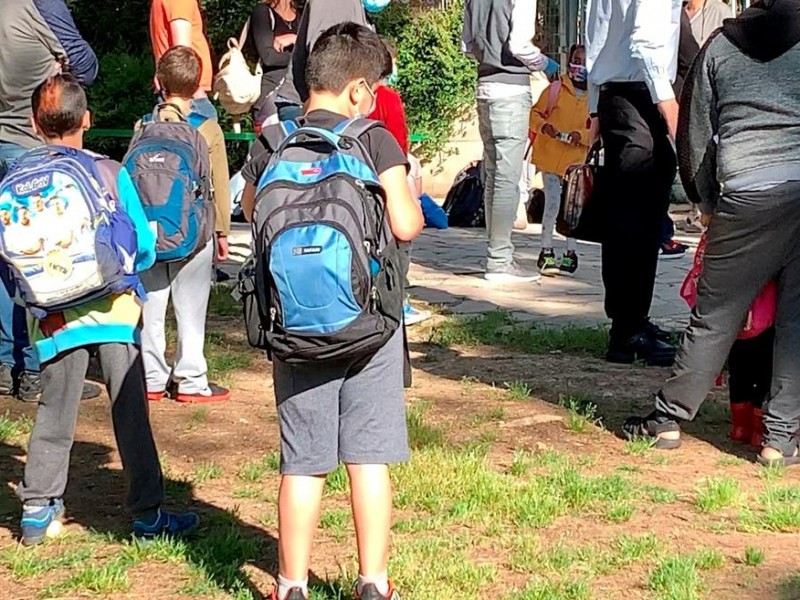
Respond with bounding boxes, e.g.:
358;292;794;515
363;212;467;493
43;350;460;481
624;0;800;466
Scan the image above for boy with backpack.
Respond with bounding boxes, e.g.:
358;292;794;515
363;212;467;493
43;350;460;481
0;74;197;546
529;44;590;277
240;23;424;600
127;46;232;404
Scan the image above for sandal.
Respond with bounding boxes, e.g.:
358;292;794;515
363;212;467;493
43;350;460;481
623;411;682;450
757;440;800;468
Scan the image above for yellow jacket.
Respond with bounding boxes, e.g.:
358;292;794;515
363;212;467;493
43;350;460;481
529;76;591;178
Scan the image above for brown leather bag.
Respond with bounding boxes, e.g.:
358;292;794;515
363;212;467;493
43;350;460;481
556;144;605;243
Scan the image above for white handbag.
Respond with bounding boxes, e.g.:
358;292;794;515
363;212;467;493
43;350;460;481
213;19;263;117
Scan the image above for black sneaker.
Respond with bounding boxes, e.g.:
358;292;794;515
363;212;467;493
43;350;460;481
537;249;559;276
606;332;677;367
643;320;673;344
357;583;401;600
558;251;578;277
17;371;42;403
0;364;13;396
659;240;688;260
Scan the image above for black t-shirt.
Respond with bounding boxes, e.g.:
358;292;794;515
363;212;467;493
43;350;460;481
251;4;298;94
241;109;408;185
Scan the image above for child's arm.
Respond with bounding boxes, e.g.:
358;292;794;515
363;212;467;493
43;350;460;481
529;84;557;137
380;165;424;242
206;123;232;238
242;183;257;223
118;167;156;272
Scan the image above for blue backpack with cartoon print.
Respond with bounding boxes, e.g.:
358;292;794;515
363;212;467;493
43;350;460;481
0;146;139;316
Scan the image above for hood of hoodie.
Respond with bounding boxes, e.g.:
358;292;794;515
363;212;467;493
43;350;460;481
723;0;800;62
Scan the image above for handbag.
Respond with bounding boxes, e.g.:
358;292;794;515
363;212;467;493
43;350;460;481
556;143;604;243
213;19;263;116
680;233;778;340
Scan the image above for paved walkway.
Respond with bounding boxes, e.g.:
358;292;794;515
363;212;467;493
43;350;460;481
225;213;701;330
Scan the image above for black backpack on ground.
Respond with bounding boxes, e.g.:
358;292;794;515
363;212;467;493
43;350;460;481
443;161;485;228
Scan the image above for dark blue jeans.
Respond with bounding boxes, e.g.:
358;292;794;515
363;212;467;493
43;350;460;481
0;142;40;373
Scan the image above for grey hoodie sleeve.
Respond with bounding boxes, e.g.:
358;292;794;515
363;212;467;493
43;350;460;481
677;41;720;214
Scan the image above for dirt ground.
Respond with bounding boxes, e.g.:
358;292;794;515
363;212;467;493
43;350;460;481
0;318;798;600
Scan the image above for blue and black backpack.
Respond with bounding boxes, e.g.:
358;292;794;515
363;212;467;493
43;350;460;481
0;146;139;316
123;104;214;263
251;118;403;363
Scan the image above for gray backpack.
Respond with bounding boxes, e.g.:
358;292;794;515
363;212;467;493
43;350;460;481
123;104;214;262
250;118;403;363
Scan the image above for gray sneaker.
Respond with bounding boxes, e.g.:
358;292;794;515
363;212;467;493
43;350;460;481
17;371;42;403
0;364;13;396
484;261;541;284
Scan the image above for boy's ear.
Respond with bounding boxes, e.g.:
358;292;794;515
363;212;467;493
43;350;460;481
31;116;43;139
82;111;91;131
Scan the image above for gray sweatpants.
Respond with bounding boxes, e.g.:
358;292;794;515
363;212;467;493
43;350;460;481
656;182;800;453
17;344;164;516
140;242;213;395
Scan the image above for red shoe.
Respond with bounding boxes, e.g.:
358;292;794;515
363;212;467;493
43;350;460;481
751;408;764;449
176;383;230;404
147;390;165;402
730;402;753;443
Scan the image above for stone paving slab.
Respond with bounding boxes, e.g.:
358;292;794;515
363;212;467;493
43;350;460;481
224;218;700;331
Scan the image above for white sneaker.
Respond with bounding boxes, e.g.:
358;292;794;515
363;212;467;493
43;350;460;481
484;262;541;284
404;302;432;326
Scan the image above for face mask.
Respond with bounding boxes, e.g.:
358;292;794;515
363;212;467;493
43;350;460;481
362;0;390;13
355;82;378;119
385;65;399;87
569;64;588;83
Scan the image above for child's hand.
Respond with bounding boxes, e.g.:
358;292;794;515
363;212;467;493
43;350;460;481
568;131;582;145
216;235;230;262
542;123;559;139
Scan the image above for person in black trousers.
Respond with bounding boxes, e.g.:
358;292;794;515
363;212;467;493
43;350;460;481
585;0;681;366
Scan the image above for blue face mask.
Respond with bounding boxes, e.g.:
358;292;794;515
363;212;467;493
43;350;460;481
385;65;399;87
362;0;390;13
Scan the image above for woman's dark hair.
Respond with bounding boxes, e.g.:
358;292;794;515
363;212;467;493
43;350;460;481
307;22;388;94
31;73;87;139
267;0;304;14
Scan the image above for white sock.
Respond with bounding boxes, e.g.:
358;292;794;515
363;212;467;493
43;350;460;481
357;572;390;596
277;574;308;599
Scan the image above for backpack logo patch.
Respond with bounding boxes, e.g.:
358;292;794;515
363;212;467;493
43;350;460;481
148;154;166;164
292;245;323;256
13;175;52;197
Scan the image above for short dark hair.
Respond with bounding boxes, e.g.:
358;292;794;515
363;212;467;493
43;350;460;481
31;74;87;139
306;23;387;94
157;46;202;99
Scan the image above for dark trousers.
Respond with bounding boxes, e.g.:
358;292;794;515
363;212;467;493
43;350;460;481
728;328;775;408
598;84;677;339
656;183;800;453
17;344;163;516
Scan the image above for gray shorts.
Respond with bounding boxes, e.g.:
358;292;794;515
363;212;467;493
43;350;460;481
273;328;410;475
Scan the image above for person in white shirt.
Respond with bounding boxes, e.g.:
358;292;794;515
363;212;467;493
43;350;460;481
463;0;559;283
585;0;681;366
686;0;734;46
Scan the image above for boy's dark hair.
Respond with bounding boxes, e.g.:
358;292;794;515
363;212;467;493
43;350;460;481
306;23;388;94
31;74;87;139
379;36;396;80
157;46;202;99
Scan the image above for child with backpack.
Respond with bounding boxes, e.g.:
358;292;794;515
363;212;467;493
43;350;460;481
239;23;424;600
529;44;590;277
127;47;232;404
0;74;198;546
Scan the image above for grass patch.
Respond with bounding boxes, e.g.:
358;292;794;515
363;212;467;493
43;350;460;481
194;461;223;485
236;452;280;484
325;464;350;495
0;412;33;443
319;509;351;539
470;407;506;426
208;285;242;318
695;477;743;513
430;312;609;358
624;437;655;456
646;486;679;504
559;395;600;434
649;549;725;600
43;556;131;596
206;331;254;382
513;578;592;600
0;545;94;579
406;404;445;450
505;381;532;401
743;546;765;567
740;484;800;532
186;407;208;432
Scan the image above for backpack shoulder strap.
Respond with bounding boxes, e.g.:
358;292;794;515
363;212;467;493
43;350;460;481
543;80;562;119
260;120;297;152
331;118;382;176
92;157;122;203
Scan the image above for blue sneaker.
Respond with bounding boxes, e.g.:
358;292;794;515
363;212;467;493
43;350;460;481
21;499;65;546
133;509;199;540
403;301;431;326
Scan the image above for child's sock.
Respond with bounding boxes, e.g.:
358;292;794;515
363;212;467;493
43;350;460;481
277;574;308;599
357;572;390;596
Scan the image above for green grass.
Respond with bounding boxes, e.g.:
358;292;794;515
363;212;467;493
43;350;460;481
0;411;34;443
559;395;600;433
695;477;743;513
186;407;208;432
505;380;532;401
740;484;800;532
0;545;94;579
42;555;132;596
513;578;591;600
470;407;506;426
194;461;223;485
430;311;609;358
205;331;254;382
624;437;655;456
406;404;445;450
645;486;679;504
208;285;242;317
743;546;765;567
236;452;280;484
648;549;725;600
325;464;350;495
320;509;351;539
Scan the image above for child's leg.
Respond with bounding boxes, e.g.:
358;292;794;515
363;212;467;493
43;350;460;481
96;343;163;517
17;348;89;505
273;358;346;588
339;329;409;591
140;262;173;394
541;172;562;249
171;243;214;395
749;327;776;411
